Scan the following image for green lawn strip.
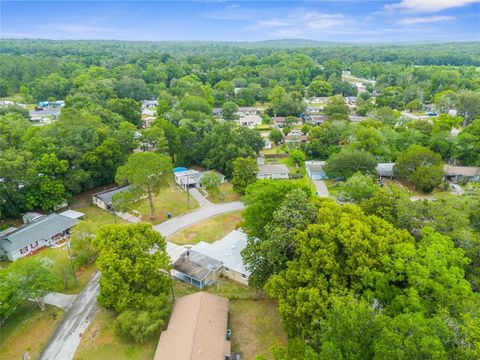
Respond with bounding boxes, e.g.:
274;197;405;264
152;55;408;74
0;303;64;360
168;211;243;245
132;184;199;225
205;182;241;204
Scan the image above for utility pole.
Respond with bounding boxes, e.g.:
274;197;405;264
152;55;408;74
186;172;190;207
66;239;78;286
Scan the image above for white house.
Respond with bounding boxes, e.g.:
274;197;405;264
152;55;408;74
264;139;272;149
92;185;132;211
174;169;202;190
0;213;81;261
191;229;250;285
238;114;262;128
257;164;290;180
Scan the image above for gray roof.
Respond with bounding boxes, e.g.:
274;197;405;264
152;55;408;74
305;161;326;173
1;214;80;253
258;164;289;175
93;185;131;207
192;230;250;276
376;163;395;177
173;250;223;282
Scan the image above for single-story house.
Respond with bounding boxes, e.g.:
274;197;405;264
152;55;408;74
92;185;131;211
173;250;223;289
236;107;258;116
444;165;480;182
192;230;251;286
141;116;156;128
140;99;158;109
37;100;64;108
174;169;203;190
264;139;272;149
257;164;289;180
308;115;327;125
154;292;231;360
0;213;81;261
376;163;395;178
272;117;286;128
306;106;323;114
212;108;223;117
238;114;262;128
308;97;329;104
305;160;327;180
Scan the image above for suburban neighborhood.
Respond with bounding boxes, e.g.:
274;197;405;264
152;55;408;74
1;2;480;359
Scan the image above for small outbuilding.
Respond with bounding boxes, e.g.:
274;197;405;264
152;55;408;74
376;163;395;178
305;160;327;180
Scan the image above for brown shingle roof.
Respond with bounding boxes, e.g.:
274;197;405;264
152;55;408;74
154;292;230;360
444;165;480;177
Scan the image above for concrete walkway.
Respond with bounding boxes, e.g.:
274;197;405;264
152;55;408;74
314;180;330;197
154;201;245;237
189;188;213;207
43;292;77;311
39;272;100;360
116;211;141;223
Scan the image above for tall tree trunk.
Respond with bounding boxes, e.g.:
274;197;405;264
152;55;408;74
147;186;155;217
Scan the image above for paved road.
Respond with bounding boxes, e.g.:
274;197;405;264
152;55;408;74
154;201;245;237
39;272;100;360
314;180;330;197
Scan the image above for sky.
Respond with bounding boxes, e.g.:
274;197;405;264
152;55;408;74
1;0;479;43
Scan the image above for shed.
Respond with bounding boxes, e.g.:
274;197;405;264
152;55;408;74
376;163;395;178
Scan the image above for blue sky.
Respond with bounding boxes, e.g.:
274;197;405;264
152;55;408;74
1;1;479;42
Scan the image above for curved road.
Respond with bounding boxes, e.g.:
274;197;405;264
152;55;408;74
154;201;245;237
38;201;244;360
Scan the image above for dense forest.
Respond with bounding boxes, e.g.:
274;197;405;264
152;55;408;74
0;39;479;358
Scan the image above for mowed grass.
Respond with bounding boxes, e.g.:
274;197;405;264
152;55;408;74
74;308;158;360
168;211;243;245
0;303;64;360
76;205;125;231
230;299;287;359
207;182;241;203
133;184;199;225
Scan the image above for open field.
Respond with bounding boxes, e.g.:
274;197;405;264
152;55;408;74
168;210;243;245
207;182;241;203
133;184;199;225
0;303;64;360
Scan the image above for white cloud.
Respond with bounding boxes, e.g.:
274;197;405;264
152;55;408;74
385;0;479;13
250;11;349;38
398;15;455;25
226;4;240;9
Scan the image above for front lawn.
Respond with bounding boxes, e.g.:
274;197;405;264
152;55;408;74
75;205;124;231
133;184;199;225
168;210;243;245
74;308;158;360
230;299;287;359
207;182;241;204
0;303;64;360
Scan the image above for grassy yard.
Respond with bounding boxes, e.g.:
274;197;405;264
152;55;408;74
206;182;241;204
133;184;199;225
173;276;255;300
230;300;287;359
76;205;125;231
168;210;243;245
0;303;64;360
74;308;158;360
